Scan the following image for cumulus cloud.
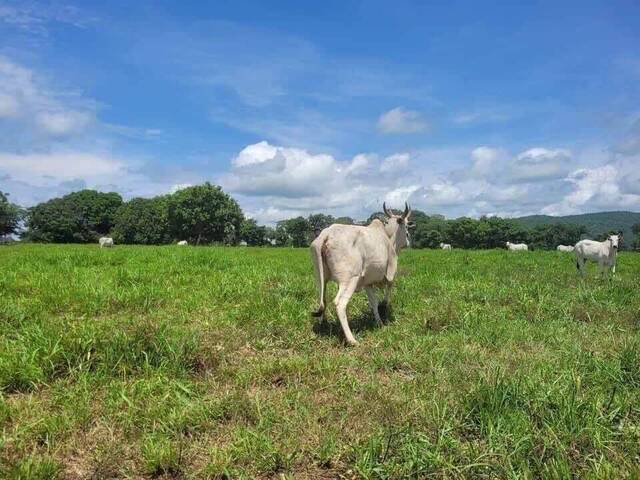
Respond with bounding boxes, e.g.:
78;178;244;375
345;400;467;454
542;164;640;215
221;141;422;222
377;107;428;134
218;140;639;223
380;153;410;173
509;148;572;182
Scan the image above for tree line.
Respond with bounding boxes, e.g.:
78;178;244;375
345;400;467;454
1;185;639;249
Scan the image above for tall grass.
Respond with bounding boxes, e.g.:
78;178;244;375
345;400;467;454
1;244;639;478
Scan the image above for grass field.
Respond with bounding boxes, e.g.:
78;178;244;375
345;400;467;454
1;244;639;479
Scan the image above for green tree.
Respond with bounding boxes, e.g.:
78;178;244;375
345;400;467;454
239;218;267;246
308;213;335;235
633;223;640;250
479;216;530;249
334;216;354;225
167;183;243;245
112;196;171;245
276;217;311;247
0;191;22;238
25;190;122;243
530;223;586;250
446;217;480;249
365;211;386;225
411;211;448;248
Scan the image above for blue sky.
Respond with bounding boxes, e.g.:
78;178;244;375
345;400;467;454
1;0;639;222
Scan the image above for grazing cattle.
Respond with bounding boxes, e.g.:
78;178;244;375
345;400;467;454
506;241;528;251
575;234;622;277
310;203;413;345
557;245;574;252
99;237;114;248
440;243;452;250
177;240;188;246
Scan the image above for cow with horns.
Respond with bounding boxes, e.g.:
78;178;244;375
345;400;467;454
310;202;413;345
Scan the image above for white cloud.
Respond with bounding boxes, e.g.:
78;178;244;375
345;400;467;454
510;148;572;182
35;110;93;136
380;153;410;173
169;183;192;193
452;108;512;125
0;152;125;186
221;141;421;223
377;107;428;134
542;164;640;215
470;146;504;176
0;93;20;118
0;56;96;138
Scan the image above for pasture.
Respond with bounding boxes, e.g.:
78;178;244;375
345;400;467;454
1;244;639;479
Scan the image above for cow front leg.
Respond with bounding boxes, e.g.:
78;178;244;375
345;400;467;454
334;277;359;346
365;287;382;327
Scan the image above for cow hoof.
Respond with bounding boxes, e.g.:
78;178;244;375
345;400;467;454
346;339;358;347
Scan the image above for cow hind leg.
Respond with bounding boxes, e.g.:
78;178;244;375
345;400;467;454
365;287;382;327
334;277;359;346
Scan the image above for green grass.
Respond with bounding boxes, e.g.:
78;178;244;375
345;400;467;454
1;244;640;479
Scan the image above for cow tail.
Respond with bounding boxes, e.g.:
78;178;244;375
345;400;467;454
311;235;326;317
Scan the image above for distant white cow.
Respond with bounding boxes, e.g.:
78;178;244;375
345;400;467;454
557;245;574;252
506;241;528;251
310;203;413;346
440;243;452;250
177;240;188;246
99;237;114;248
575;234;622;277
239;240;248;246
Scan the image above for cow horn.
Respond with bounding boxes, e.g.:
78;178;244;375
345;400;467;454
383;202;393;217
403;202;411;219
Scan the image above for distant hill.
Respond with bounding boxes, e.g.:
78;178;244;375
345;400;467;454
514;211;640;247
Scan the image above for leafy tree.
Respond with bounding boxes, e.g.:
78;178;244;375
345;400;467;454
264;226;277;245
276;217;311;247
274;223;291;246
0;191;22;238
25;190;122;243
479;216;530;249
334;216;354;225
633;223;640;250
167;183;243;245
112;196;171;245
308;213;335;237
413;222;441;248
239;218;267;246
446;217;479;249
411;211;448;248
530;223;586;250
365;211;386;225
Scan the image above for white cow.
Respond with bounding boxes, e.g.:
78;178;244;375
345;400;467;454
575;234;622;277
177;240;188;246
440;243;452;250
506;241;528;251
557;245;574;252
310;203;413;346
99;237;114;248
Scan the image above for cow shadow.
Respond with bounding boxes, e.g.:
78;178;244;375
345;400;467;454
312;302;396;340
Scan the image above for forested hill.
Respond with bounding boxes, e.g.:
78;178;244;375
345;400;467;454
514;211;640;243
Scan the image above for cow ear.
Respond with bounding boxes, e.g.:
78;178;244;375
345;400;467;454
386;245;398;283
